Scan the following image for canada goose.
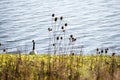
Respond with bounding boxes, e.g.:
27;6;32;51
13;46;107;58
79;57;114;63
0;42;1;46
29;40;37;55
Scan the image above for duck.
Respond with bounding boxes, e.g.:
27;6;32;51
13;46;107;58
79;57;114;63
29;40;37;55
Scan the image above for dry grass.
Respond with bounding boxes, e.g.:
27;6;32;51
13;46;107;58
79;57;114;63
0;54;120;80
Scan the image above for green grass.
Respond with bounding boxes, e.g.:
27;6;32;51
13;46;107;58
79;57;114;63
0;54;120;80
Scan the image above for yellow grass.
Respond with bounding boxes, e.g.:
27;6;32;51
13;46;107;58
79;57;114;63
0;54;120;80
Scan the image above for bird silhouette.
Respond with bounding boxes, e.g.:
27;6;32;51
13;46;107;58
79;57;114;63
29;40;37;55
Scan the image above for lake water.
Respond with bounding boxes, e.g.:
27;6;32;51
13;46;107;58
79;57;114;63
0;0;120;55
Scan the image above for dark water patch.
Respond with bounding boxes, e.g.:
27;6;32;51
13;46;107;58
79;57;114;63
106;12;120;17
0;21;6;25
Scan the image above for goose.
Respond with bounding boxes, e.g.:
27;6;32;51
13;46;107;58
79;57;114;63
29;40;37;55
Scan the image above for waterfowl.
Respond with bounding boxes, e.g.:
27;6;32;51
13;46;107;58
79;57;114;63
0;42;1;46
29;40;37;55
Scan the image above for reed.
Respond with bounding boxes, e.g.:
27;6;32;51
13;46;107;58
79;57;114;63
0;54;120;80
49;14;70;55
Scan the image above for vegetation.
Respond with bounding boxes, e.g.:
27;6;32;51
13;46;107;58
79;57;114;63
0;54;120;80
0;14;120;80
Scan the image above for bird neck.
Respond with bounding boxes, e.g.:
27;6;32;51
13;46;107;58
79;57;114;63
33;42;35;50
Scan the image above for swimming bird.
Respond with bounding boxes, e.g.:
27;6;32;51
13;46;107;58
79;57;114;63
29;40;37;55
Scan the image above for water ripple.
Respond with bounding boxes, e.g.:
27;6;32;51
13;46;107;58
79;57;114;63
0;0;120;54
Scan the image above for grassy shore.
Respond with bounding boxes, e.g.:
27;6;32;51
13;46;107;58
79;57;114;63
0;54;120;80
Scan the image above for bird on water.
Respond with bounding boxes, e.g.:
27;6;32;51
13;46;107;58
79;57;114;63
29;40;37;55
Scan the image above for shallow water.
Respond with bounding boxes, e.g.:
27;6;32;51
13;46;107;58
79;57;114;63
0;0;120;55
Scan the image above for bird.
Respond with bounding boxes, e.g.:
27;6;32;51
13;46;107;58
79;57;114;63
29;40;37;55
0;42;1;46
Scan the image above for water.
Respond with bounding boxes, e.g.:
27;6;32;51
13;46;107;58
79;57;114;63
0;0;120;55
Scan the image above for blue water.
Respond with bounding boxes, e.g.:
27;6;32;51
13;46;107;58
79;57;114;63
0;0;120;55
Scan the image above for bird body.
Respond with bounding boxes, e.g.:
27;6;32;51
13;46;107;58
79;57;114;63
29;50;37;55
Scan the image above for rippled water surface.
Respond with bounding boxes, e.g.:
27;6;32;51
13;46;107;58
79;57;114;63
0;0;120;54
